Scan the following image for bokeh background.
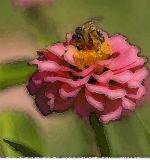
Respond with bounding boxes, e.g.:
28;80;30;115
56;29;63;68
0;0;150;157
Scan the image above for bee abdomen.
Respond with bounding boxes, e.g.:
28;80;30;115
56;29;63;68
96;30;104;42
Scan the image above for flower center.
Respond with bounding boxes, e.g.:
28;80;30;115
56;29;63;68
74;41;112;69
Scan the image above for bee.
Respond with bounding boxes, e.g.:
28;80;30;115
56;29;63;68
72;17;104;50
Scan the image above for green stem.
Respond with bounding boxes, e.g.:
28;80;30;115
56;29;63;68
89;113;110;157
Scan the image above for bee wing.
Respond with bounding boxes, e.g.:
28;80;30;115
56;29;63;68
90;16;104;22
83;16;103;26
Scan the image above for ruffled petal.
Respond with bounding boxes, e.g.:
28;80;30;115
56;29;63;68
132;67;149;82
128;67;148;88
59;83;81;98
66;32;73;44
86;84;126;100
27;79;42;96
122;97;135;110
48;43;66;57
44;51;66;65
32;59;61;72
127;85;146;99
100;107;122;124
47;93;55;111
45;74;91;87
108;35;140;70
93;70;113;83
45;82;73;112
99;98;122;123
74;91;93;119
112;70;133;83
35;86;51;116
54;94;73;112
64;45;77;65
85;90;104;111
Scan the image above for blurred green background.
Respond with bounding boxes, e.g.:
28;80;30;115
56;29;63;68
0;0;150;157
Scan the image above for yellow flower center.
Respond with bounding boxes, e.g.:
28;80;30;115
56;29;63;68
74;41;112;69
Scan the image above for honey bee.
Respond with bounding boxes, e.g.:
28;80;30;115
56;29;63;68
72;17;104;50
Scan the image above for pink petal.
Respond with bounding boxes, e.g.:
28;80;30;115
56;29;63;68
97;59;112;66
100;107;122;124
54;94;73;112
35;87;51;116
74;91;93;119
114;57;146;73
32;59;61;72
48;43;66;57
45;82;73;112
93;70;113;83
86;84;126;100
99;98;122;124
66;32;73;44
45;82;61;94
76;65;95;77
59;83;81;98
127;86;146;99
45;74;91;87
32;72;48;83
44;51;66;65
102;31;109;40
132;67;149;82
47;93;55;111
85;90;104;111
64;45;77;65
108;35;139;70
127;67;148;88
112;70;133;83
128;80;141;88
58;64;95;77
122;97;135;110
94;70;133;84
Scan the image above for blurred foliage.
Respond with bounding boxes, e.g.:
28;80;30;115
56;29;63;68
43;111;99;157
0;0;150;157
0;111;99;157
0;60;36;89
3;139;43;157
0;111;45;157
106;104;150;156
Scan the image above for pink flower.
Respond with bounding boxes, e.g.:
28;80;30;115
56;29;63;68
27;29;149;124
13;0;55;9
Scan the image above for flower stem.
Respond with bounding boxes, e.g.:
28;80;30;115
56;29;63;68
89;113;110;157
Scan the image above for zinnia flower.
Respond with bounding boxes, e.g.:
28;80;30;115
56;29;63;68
13;0;55;9
27;22;149;124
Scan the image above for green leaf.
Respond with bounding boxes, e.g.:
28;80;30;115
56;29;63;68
0;143;5;157
43;111;99;157
0;60;36;89
105;105;150;157
89;113;110;157
3;139;42;157
0;111;46;157
135;102;150;135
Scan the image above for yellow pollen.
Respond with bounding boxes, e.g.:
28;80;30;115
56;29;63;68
74;41;112;69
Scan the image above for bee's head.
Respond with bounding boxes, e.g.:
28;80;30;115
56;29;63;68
75;27;82;34
72;34;82;41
